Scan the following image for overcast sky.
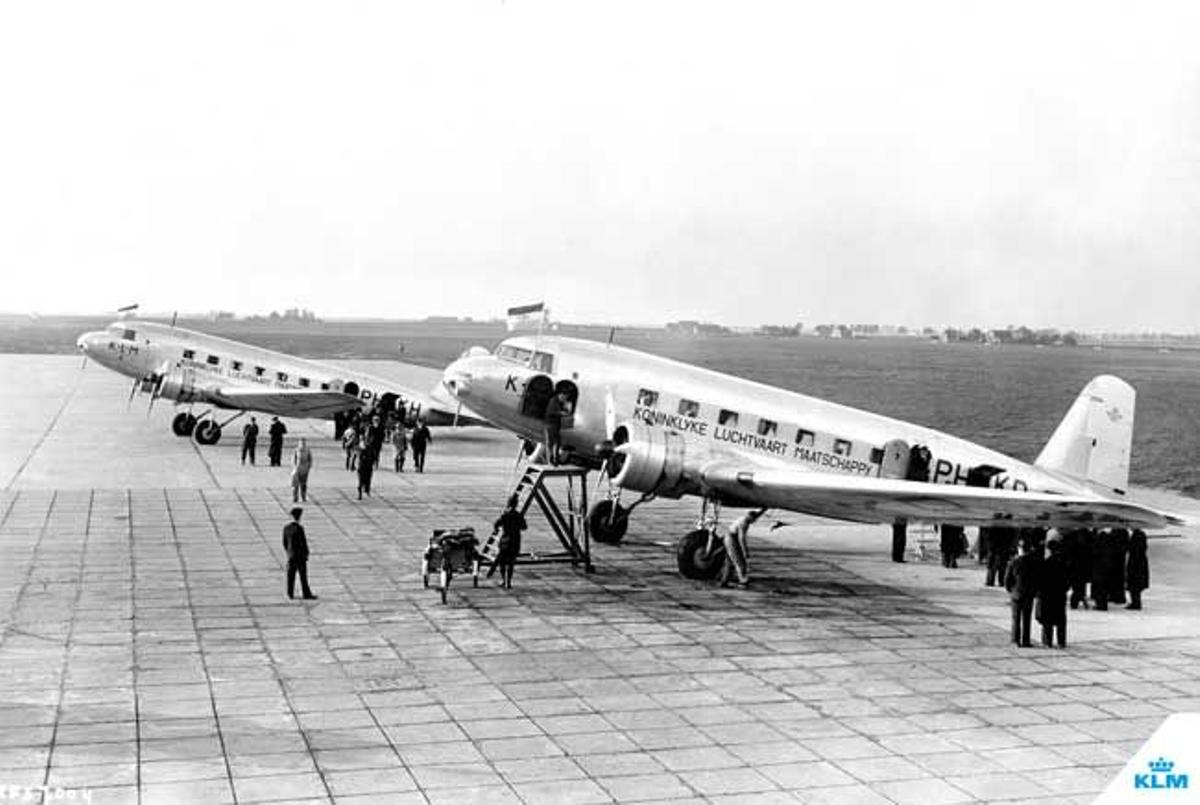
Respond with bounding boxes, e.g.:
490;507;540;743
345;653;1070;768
2;1;1199;330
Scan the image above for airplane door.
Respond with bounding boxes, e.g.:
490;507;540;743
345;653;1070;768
878;439;910;479
520;375;554;419
554;380;579;429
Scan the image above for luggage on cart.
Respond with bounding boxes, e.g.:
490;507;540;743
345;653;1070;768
421;528;480;603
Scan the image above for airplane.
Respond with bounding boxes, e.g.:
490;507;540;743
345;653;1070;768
77;319;486;445
441;334;1185;579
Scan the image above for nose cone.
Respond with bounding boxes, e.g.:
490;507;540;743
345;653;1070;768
77;331;102;356
441;357;473;399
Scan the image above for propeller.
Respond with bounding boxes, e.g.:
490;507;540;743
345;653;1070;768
126;378;140;410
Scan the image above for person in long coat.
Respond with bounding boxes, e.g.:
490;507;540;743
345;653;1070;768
1064;529;1092;609
1108;528;1130;604
1037;537;1070;648
490;494;527;590
291;437;313;503
1091;529;1113;611
940;524;965;568
1126;529;1150;610
1005;539;1040;648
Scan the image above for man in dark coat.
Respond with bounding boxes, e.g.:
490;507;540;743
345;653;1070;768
1064;529;1092;609
940;524;965;568
241;416;259;465
1005;538;1040;647
356;438;375;499
1126;529;1150;610
1091;529;1114;610
268;416;287;467
490;494;527;590
1037;536;1069;648
985;527;1016;587
282;507;316;600
1108;528;1130;604
543;391;566;466
891;520;907;563
410;420;432;473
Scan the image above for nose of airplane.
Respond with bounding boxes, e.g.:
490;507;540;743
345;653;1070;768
77;331;100;355
441;357;472;399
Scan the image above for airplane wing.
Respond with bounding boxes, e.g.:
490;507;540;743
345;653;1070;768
205;388;362;419
699;462;1184;530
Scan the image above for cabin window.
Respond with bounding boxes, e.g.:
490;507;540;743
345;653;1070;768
757;418;778;437
122;329;137;341
719;409;739;428
298;377;310;388
637;389;659;407
320;382;330;391
276;371;288;383
869;447;885;464
254;366;266;377
795;428;815;446
206;355;220;366
231;360;243;371
833;438;852;456
182;349;195;360
677;399;700;418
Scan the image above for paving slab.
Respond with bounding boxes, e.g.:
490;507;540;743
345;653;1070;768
1;356;1199;803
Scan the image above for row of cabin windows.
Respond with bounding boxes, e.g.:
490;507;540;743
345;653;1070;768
181;349;318;388
638;387;853;456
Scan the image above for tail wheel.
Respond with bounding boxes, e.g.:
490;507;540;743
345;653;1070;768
588;500;629;545
171;412;197;437
194;420;222;445
677;528;725;580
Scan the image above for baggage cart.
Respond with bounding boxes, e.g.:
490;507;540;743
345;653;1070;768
421;528;480;603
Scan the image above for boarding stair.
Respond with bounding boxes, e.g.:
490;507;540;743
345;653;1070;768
477;466;595;573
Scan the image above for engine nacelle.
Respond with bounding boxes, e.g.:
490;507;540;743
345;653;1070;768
156;370;202;404
606;420;693;498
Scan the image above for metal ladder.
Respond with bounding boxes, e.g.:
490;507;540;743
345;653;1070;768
477;466;594;573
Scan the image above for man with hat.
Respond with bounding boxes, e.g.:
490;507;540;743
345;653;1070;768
282;507;317;600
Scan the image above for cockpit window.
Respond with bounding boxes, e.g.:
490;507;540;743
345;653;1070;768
495;344;556;373
495;344;533;364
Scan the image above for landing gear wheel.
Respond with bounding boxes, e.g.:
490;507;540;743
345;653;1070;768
588;500;629;544
677;528;725;580
171;412;197;437
194;419;222;445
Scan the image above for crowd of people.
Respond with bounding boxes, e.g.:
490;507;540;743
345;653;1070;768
969;525;1150;648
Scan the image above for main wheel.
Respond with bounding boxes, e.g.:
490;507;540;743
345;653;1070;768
171;412;197;437
194;419;222;445
676;528;725;580
588;500;629;544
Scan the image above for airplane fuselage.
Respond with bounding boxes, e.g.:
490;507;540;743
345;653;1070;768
445;336;1090;502
78;320;470;425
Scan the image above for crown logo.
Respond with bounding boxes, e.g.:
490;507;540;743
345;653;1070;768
1149;758;1174;773
1105;406;1124;423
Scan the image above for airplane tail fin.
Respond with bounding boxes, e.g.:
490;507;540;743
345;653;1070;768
1035;375;1134;492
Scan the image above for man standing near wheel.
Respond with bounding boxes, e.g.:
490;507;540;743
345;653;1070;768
241;416;259;465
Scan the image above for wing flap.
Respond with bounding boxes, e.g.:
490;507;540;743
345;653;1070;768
207;388;362;418
700;463;1182;529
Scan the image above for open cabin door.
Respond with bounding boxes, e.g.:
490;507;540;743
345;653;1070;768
520;375;555;419
878;439;911;479
555;380;578;429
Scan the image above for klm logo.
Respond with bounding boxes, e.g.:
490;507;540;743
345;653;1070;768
1134;757;1189;791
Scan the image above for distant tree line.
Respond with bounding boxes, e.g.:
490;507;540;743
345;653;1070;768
941;326;1079;346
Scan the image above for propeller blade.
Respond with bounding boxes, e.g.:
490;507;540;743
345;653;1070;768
126;378;139;410
452;401;461;428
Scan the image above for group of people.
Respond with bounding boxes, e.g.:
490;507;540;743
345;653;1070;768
982;526;1149;648
340;408;433;497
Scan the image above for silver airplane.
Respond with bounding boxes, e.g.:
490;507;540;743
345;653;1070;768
441;335;1183;578
78;319;485;445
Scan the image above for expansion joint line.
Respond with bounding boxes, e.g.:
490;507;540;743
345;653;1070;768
227;488;335;802
5;372;83;491
163;489;238;803
42;490;94;790
126;490;141;803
